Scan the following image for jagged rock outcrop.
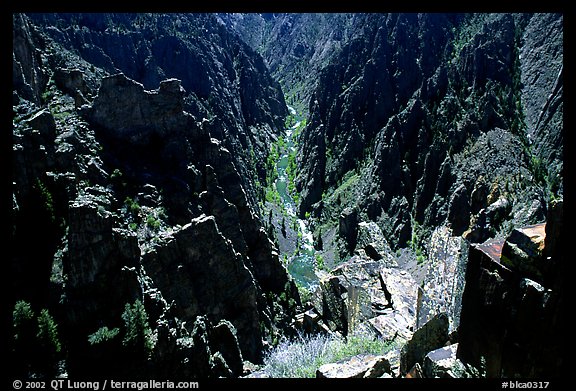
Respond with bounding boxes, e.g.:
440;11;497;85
10;13;299;378
416;226;468;333
338;207;358;252
26;12;288;205
83;74;193;145
142;214;262;361
13;14;48;105
355;221;397;265
456;198;563;377
312;253;417;344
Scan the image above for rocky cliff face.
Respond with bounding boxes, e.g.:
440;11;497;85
244;12;563;378
457;199;563;377
10;12;564;380
295;13;563;256
25;13;287;200
219;13;360;115
11;13;298;378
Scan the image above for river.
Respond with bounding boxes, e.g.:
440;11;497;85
276;107;319;290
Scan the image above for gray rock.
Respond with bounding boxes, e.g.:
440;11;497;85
355;221;397;266
339;207;358;252
13;14;47;104
400;312;449;376
142;214;262;362
320;255;417;340
64;191;142;333
83;74;197;145
457;217;563;377
54;67;90;106
210;320;244;377
318;275;348;333
447;184;470;236
423;343;459;378
417;226;468;333
521;14;563;184
316;354;391;378
501;223;546;283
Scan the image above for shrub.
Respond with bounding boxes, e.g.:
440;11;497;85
125;197;141;216
146;214;161;230
263;332;332;378
296;283;312;304
262;330;394;378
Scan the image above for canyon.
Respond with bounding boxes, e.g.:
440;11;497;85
10;12;563;379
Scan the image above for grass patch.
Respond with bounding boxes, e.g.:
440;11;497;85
261;329;394;378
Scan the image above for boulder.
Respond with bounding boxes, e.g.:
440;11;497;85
318;275;348;333
417;226;468;333
423;343;459;378
383;348;401;378
316;354;391;378
378;268;418;332
400;312;449;376
368;311;414;343
500;222;546;283
322;255;417;339
355;221;397;266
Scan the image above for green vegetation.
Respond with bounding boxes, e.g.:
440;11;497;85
315;253;326;271
125;197;141;216
88;326;120;345
34;179;56;224
13;301;62;374
121;299;154;355
451;14;493;60
266;186;282;205
286;147;299;205
408;218;427;264
262;330;395;378
296;282;312;304
110;168;123;181
146;214;161;230
13;300;35;344
36;309;62;356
